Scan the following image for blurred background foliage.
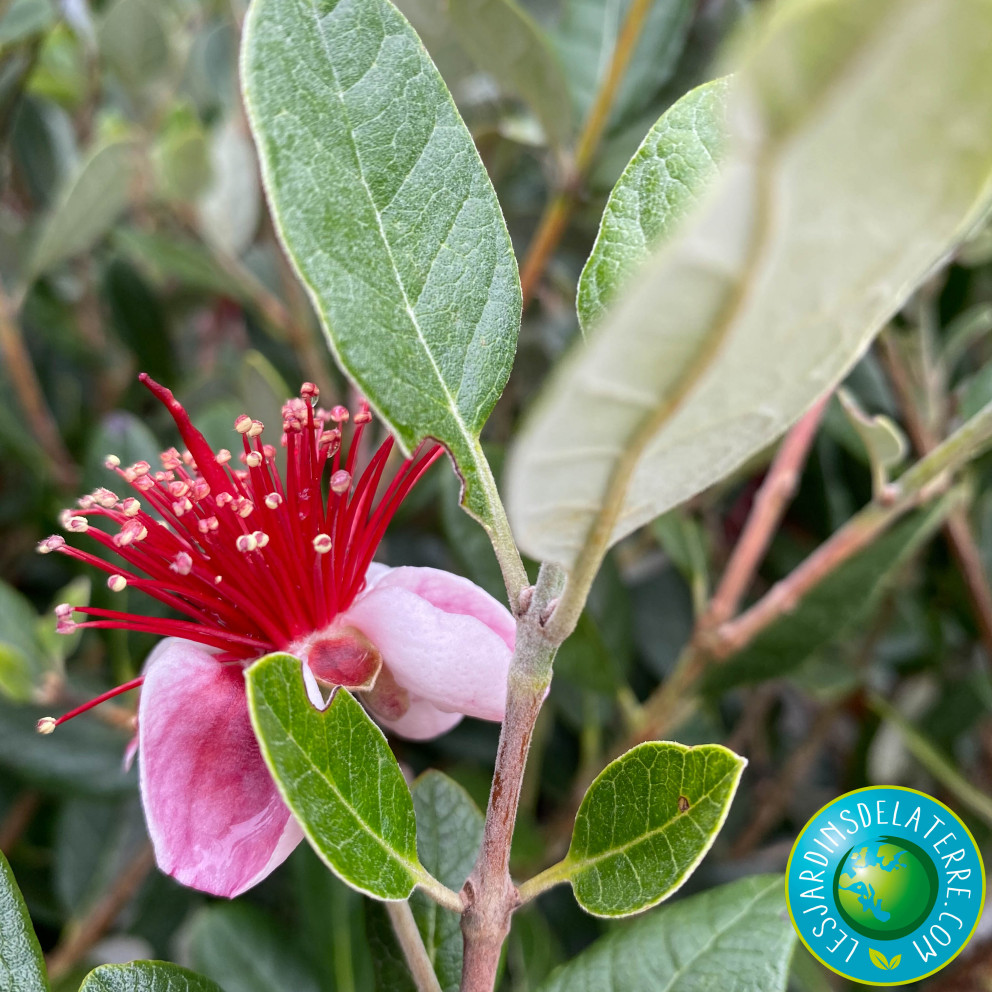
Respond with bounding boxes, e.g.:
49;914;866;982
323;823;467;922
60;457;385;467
0;0;991;988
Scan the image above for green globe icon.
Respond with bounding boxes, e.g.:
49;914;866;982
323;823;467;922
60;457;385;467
833;836;939;940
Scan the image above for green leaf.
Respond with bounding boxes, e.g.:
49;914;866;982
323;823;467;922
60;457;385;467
80;962;224;992
577;76;730;331
242;0;521;527
704;489;960;693
0;580;45;702
448;0;572;148
0;695;135;796
536;875;795;992
555;741;744;917
97;0;170;89
868;947;889;971
368;772;484;991
837;387;907;497
197;117;261;256
554;0;693;128
28;139;138;280
187;903;321;992
0;0;55;48
112;228;246;300
507;0;992;571
0;849;50;992
245;652;422;900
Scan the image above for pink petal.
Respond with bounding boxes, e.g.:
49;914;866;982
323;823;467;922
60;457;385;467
374;696;463;740
370;566;516;651
138;638;302;898
342;567;514;723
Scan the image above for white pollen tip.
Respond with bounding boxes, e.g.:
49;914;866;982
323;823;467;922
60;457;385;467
330;470;351;494
253;531;270;548
247;419;264;438
216;449;232;465
104;454;121;468
37;535;65;554
245;452;262;468
108;574;128;592
264;493;283;509
234;415;252;434
37;717;57;735
313;534;333;554
236;534;258;553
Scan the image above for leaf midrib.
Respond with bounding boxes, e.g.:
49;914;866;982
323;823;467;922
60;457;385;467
554;0;917;586
303;0;477;453
260;683;421;886
566;760;741;876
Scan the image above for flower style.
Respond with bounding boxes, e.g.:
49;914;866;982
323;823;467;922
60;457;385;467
37;374;515;897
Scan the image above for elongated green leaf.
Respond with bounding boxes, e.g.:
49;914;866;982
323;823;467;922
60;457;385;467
188;903;321;992
555;0;693;128
507;0;992;570
368;772;484;991
246;652;422;900
536;875;795;992
577;77;730;331
448;0;572;148
557;741;744;917
242;0;521;527
80;962;223;992
0;850;50;992
28;139;137;279
704;489;961;693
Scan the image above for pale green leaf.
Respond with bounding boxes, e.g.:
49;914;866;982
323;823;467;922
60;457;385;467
97;0;170;88
245;652;422;900
0;0;55;46
242;0;521;527
197;117;261;256
0;850;50;992
368;772;484;991
28;139;137;279
837;388;907;480
577;76;730;330
448;0;572;148
507;0;992;570
536;874;795;992
554;0;693;127
80;962;223;992
557;741;744;917
705;489;961;693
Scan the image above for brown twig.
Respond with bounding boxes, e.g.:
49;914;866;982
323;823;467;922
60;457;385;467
518;0;655;305
460;565;564;992
730;700;842;857
702;396;830;630
545;395;992;856
0;792;41;855
0;280;78;489
46;843;156;983
880;332;992;661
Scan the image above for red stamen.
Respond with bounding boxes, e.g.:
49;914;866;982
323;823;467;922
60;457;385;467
40;376;443;731
39;676;144;732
